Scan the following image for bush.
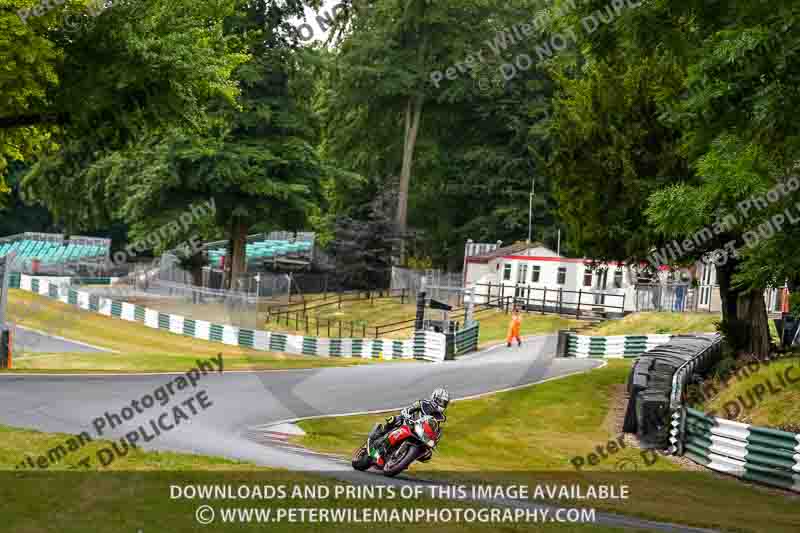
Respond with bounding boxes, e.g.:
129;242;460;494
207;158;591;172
790;292;800;319
715;318;749;352
712;356;737;380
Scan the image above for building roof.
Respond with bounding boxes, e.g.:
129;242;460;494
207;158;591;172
466;241;547;263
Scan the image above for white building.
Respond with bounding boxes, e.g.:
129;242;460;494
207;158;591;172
464;241;788;316
464;242;642;315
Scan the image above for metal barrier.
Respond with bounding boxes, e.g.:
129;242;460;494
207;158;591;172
681;408;800;493
561;332;673;358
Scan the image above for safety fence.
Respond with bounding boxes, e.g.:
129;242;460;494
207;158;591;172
676;408;800;493
562;332;673;358
10;275;473;363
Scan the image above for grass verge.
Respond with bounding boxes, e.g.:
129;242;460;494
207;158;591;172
586;312;721;336
700;354;800;430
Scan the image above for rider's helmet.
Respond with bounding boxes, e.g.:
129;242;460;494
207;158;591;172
431;387;450;412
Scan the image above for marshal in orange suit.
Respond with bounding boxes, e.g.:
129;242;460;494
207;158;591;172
506;308;522;347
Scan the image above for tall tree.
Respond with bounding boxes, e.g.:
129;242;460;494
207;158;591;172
323;0;499;262
15;0;246;228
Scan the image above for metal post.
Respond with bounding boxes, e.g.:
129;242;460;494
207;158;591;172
556;228;561;256
527;178;535;243
577;289;582;317
542;287;547;314
0;253;12;325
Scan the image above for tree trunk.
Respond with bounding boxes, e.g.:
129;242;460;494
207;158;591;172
191;262;203;287
737;289;770;358
715;260;738;321
716;258;770;358
396;95;424;264
226;217;249;291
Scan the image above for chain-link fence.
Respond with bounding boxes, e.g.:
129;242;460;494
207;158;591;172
391;267;464;307
77;277;261;329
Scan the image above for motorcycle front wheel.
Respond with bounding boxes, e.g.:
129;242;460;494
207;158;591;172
382;443;420;477
351;445;371;471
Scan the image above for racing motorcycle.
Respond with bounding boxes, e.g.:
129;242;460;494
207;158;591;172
351;412;444;477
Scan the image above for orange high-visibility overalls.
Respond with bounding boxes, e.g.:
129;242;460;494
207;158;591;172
506;313;522;345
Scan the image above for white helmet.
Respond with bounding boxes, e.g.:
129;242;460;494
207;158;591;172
431;387;450;411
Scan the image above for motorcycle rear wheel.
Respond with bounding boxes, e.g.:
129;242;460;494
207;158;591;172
351;445;372;471
382;443;420;477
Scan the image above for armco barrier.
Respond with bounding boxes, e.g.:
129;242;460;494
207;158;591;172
11;275;473;362
566;332;672;358
681;407;800;493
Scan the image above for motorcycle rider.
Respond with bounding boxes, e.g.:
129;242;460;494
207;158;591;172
373;387;450;461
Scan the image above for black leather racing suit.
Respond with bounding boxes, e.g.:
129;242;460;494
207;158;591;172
374;400;445;458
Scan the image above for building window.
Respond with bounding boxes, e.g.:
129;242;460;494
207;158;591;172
557;267;567;285
517;264;528;284
583;271;593;287
531;265;541;283
613;269;624;288
503;264;512;281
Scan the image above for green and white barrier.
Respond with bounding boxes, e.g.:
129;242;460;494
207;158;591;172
13;274;463;362
454;323;480;356
413;330;447;362
567;333;672;358
676;407;800;493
